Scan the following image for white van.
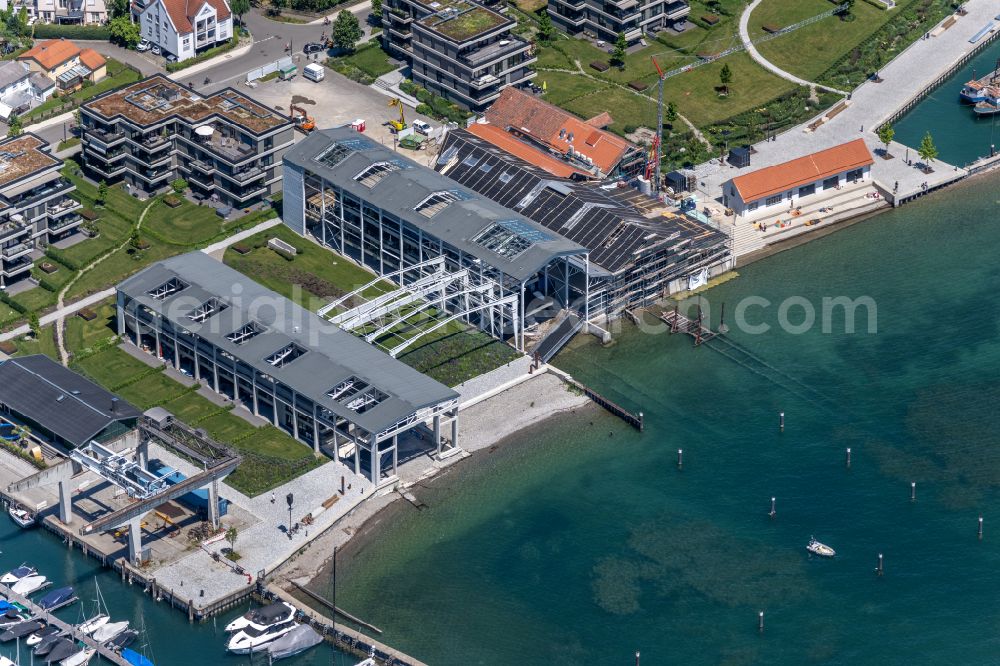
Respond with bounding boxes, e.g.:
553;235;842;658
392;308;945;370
303;63;325;82
413;119;432;135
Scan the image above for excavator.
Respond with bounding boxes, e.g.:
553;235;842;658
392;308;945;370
290;98;315;133
388;98;407;132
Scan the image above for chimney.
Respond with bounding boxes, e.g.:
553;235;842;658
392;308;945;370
111;397;119;414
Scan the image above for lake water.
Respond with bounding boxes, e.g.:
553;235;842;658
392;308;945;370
895;35;1000;165
318;170;1000;665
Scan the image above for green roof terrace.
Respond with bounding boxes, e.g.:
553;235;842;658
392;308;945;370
417;2;510;42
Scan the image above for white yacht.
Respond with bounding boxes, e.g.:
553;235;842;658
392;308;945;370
60;647;96;666
1;564;36;584
226;619;298;654
8;505;34;528
806;537;836;558
92;620;129;644
11;574;47;595
225;601;296;633
77;614;109;636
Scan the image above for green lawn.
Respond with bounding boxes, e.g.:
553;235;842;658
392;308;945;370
199;412;259;443
9;285;56;313
751;0;913;81
161;391;225;425
224;225;390;311
10;326;60;359
342;44;396;78
64;299;117;353
143;199;225;246
66;232;181;301
72;346;158;390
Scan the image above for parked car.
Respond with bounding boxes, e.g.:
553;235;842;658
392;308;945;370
136;39;151;52
151;44;161;55
413;119;432;135
303;42;326;54
166;54;178;63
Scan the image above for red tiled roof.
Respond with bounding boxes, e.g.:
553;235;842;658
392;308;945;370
485;88;636;175
79;49;106;72
159;0;231;34
730;139;874;203
18;39;80;72
585;112;613;128
466;123;589;178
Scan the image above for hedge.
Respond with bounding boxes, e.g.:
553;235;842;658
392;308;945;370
33;24;111;40
44;246;83;272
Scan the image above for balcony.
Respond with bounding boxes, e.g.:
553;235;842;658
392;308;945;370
87;127;126;149
89;161;126;178
13;179;75;211
460;36;531;66
48;199;82;218
187;170;216;190
1;255;31;277
49;215;83;234
2;242;32;260
664;0;689;19
0;220;31;244
186;133;257;164
226;165;267;183
191;159;215;174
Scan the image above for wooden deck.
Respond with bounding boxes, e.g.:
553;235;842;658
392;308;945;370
0;581;131;666
659;308;719;345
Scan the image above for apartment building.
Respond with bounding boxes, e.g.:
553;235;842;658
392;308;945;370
548;0;689;44
138;0;232;62
79;75;293;208
0;133;82;287
382;0;535;110
18;39;107;93
19;0;108;24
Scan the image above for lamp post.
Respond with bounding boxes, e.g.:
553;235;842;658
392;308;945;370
286;492;294;539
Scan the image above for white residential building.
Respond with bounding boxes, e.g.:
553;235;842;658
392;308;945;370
32;0;108;24
139;0;232;62
0;61;55;120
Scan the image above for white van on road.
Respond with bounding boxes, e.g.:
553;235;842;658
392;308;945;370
303;63;325;82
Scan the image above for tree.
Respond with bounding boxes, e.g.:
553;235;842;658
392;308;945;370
27;313;39;339
230;0;250;28
839;0;855;18
171;178;188;194
611;32;627;68
225;526;238;552
332;11;362;52
110;0;130;18
877;123;894;156
537;9;553;42
665;100;678;125
13;424;30;443
918;131;938;165
719;63;732;95
370;0;382;22
129;230;142;250
97;180;109;206
109;15;140;48
6;112;21;138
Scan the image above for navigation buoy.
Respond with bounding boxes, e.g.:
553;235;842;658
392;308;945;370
911;482;916;502
779;412;785;432
677;448;683;469
979;515;984;540
758;610;765;632
769;496;776;519
846;447;852;468
876;553;884;576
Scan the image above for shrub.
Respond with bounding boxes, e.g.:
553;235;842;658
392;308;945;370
623;124;637;134
80;208;100;221
33;24;111;40
170;178;188;193
163;195;182;207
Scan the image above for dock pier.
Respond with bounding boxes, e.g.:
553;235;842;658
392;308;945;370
659;307;719;346
0;581;131;666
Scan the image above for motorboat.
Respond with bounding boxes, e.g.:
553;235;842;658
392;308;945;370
38;587;76;611
35;633;64;656
76;614;109;636
8;504;35;528
11;574;47;595
226;619;298;654
266;624;323;660
1;618;44;641
28;624;62;646
806;537;836;558
60;647;96;666
44;638;79;663
108;629;139;651
122;648;155;666
93;620;129;644
0;655;15;666
0;608;31;628
225;601;296;632
1;564;36;584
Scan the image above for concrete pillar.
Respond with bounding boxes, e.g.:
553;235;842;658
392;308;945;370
451;411;459;451
58;478;72;525
353;437;359;476
207;481;220;530
127;517;143;565
331;426;340;464
137;437;149;469
392;434;397;478
312;408;320;455
292;404;300;442
370;435;380;484
433;414;441;456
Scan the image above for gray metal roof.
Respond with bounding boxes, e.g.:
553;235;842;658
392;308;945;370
283;127;587;283
0;355;140;448
0;61;28;92
117;253;459;435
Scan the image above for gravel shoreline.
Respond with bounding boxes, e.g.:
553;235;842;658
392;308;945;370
274;370;591;588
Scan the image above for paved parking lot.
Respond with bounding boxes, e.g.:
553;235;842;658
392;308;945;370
231;69;443;166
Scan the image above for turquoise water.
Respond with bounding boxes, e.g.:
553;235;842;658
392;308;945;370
320;171;1000;664
0;519;350;665
895;36;1000;165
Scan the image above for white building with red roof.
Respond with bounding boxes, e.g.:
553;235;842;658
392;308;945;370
138;0;232;62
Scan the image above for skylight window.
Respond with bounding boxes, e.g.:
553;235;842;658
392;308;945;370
187;298;228;323
344;388;389;414
314;142;353;168
328;376;368;401
415;190;462;218
354;161;402;187
226;321;264;345
147;277;187;300
472;223;532;259
265;343;307;368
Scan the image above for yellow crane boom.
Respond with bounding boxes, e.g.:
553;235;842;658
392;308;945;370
388;98;407;132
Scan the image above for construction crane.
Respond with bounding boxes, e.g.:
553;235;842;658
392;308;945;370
290;98;315;133
651;56;665;196
388;98;407;132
